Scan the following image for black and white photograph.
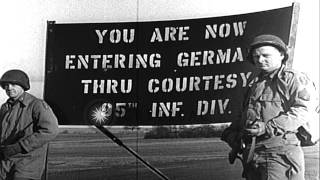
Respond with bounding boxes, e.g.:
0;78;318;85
0;0;318;179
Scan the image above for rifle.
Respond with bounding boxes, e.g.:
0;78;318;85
228;118;259;164
228;133;245;164
1;121;34;146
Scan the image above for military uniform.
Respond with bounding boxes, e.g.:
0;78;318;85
0;92;59;179
222;66;315;180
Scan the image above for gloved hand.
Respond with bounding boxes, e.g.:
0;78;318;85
245;121;266;137
0;143;23;160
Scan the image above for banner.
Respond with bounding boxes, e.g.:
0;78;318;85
44;6;293;125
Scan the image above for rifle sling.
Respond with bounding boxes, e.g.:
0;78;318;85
246;136;256;164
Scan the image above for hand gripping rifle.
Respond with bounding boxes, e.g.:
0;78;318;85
1;120;34;146
228;108;260;178
228;112;259;165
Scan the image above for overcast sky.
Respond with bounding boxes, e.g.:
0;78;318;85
0;0;318;102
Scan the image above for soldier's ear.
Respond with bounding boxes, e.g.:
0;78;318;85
280;52;285;60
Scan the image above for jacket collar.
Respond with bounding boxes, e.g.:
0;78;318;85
6;92;32;108
258;64;286;81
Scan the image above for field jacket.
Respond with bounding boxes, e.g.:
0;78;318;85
0;92;59;179
222;66;314;149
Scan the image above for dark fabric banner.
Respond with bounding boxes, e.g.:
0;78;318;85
44;6;293;125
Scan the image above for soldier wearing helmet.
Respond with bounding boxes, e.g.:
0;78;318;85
247;34;289;65
0;69;59;180
221;34;316;180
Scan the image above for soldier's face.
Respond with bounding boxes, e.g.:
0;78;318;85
3;83;24;100
252;46;284;73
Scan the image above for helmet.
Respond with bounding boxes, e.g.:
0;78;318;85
0;69;30;90
247;34;289;64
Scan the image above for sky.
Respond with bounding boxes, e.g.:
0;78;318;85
0;0;318;103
